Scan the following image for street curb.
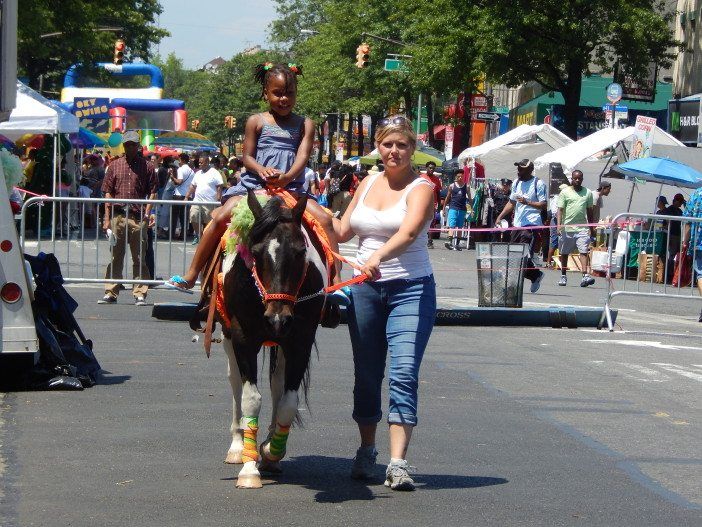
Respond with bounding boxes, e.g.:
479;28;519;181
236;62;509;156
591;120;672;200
151;303;616;328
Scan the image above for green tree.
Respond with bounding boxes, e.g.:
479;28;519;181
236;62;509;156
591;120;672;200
18;0;168;94
473;0;678;139
269;0;328;49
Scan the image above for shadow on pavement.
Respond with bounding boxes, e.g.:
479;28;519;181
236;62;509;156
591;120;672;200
221;455;508;503
96;370;131;385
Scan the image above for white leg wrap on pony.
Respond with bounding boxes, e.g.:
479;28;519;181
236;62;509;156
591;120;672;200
236;381;262;488
223;338;244;464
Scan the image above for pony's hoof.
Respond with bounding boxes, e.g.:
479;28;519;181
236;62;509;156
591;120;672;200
236;474;263;489
225;450;243;464
258;458;283;475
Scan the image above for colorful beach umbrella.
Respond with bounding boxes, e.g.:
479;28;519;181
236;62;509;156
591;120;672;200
70;127;107;148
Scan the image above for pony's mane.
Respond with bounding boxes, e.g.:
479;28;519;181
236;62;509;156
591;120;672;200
249;197;295;245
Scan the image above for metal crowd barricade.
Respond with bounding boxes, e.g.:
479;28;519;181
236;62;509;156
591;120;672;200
599;212;702;331
19;196;221;287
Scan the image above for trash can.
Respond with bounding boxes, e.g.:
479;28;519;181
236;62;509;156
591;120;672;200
476;242;528;308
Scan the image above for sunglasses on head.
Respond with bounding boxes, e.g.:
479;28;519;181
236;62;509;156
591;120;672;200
378;116;410;127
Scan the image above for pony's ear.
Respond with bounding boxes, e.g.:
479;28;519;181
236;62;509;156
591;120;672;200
291;193;308;225
247;190;264;220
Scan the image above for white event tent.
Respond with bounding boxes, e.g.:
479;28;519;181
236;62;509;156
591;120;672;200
0;81;79;136
533;126;694;214
0;81;79;197
455;124;574;181
533;126;684;173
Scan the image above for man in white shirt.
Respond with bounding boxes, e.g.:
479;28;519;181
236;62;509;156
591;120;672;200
494;159;547;293
170;153;195;239
185;154;223;244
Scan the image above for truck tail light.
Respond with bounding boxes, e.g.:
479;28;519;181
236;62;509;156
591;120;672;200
1;282;22;304
1;239;12;252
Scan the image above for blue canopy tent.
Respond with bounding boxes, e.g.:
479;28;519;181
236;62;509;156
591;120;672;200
609;156;702;211
613;157;702;189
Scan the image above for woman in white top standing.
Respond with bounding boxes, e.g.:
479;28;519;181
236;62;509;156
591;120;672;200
334;116;436;491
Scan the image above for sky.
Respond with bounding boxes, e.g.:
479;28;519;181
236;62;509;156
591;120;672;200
155;0;279;69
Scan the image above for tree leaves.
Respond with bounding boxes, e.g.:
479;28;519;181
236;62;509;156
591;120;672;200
18;0;168;93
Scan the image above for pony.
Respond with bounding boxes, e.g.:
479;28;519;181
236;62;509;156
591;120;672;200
220;190;327;488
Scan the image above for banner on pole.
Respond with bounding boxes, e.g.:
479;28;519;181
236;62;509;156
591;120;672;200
630;116;656;160
444;125;454;160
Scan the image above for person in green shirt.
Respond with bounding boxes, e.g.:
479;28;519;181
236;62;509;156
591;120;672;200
557;170;595;287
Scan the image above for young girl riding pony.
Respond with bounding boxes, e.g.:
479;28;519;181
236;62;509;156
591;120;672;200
167;63;348;310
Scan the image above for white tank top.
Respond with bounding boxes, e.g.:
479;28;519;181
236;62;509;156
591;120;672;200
350;172;434;282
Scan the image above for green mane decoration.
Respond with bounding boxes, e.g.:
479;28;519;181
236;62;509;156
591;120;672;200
225;194;270;255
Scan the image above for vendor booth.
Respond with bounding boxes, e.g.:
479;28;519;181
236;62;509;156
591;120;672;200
533;125;690;215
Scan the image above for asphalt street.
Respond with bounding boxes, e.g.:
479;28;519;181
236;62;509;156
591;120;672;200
1;244;701;526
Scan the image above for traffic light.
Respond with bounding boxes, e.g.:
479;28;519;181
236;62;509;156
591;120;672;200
231;117;237;129
191;119;200;130
355;43;370;68
113;39;125;66
224;115;236;129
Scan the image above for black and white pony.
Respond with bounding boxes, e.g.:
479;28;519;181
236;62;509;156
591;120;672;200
220;191;326;488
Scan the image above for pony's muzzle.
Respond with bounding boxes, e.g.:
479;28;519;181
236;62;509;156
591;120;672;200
264;304;294;336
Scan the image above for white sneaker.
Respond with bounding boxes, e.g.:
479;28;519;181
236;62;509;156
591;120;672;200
384;460;415;491
558;275;567;287
580;274;595;287
97;294;116;304
134;296;147;306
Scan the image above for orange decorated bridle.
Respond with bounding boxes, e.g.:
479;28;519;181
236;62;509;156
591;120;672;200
251;258;309;305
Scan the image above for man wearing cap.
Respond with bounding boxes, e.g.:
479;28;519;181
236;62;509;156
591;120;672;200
662;193;686;282
495;159;547;292
681;186;702;322
99;131;158;306
557;170;595;287
591;181;611;223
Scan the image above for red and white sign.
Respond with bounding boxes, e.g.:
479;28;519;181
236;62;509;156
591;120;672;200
470;95;488;117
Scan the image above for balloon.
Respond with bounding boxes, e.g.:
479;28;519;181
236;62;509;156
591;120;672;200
141;129;155;149
108;132;123;147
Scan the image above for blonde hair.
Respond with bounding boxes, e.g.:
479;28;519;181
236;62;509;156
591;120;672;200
375;115;417;148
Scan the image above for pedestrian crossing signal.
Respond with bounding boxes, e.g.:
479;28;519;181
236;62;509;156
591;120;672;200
113;39;125;66
355;43;370;68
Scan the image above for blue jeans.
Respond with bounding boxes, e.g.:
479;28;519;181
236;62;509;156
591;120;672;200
347;275;436;426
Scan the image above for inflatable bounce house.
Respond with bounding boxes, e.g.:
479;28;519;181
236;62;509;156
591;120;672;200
59;63;187;151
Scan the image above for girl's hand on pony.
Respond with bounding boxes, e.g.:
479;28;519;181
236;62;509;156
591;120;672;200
260;167;282;180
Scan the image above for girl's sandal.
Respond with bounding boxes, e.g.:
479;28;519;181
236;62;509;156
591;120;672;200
163;275;195;294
